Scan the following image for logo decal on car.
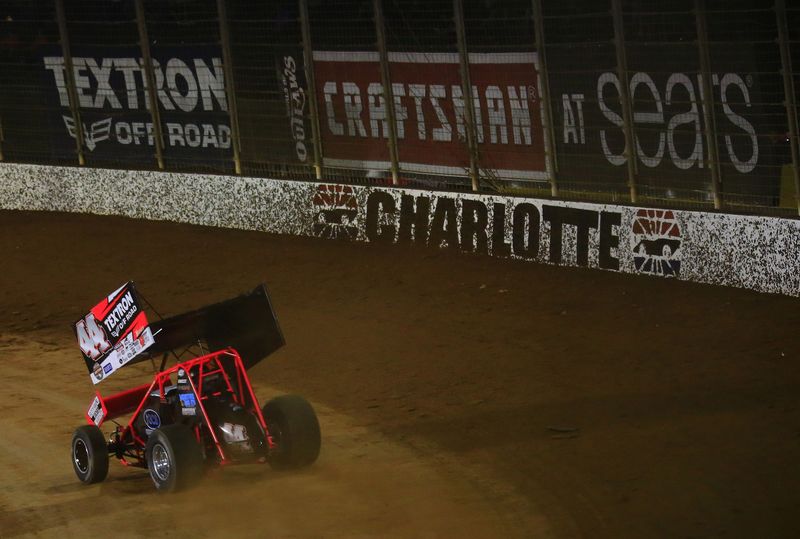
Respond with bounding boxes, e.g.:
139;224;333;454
143;409;161;430
92;362;104;381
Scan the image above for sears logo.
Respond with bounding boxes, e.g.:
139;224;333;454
631;209;682;277
103;363;113;374
312;184;358;240
143;409;161;430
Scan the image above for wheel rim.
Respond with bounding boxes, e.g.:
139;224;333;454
74;439;89;474
151;443;171;481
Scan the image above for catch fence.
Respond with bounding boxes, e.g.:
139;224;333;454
0;0;798;216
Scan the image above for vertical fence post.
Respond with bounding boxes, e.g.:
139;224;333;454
217;0;242;175
453;0;479;192
695;0;722;209
54;0;85;166
134;0;165;170
532;0;558;197
776;0;800;215
372;0;400;185
611;0;637;203
299;0;324;180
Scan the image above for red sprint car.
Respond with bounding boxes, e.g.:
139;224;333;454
71;283;320;492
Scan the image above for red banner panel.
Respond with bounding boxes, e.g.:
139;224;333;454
313;51;550;181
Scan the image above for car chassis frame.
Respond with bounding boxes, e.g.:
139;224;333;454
91;348;275;468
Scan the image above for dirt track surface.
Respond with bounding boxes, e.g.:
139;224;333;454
0;210;798;538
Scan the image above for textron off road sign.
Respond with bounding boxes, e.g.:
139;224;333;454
42;46;231;165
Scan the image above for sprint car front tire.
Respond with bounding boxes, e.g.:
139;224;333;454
71;425;109;484
145;424;204;492
262;395;321;469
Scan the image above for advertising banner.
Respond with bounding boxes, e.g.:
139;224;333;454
277;51;313;166
74;282;155;385
547;43;780;198
42;46;232;166
313;51;549;180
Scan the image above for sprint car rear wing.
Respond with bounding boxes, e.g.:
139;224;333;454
75;282;156;384
75;284;285;384
135;284;285;370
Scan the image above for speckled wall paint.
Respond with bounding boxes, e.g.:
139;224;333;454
1;164;797;297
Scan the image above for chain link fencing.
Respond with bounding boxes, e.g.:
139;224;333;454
0;0;797;216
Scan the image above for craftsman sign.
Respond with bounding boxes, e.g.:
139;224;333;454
313;51;549;180
41;45;231;164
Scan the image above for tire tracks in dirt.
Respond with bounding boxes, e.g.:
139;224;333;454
0;336;545;538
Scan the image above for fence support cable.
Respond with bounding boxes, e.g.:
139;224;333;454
454;0;480;192
54;0;85;166
695;0;723;210
611;0;637;203
217;0;243;174
776;0;800;215
134;0;165;170
532;0;558;197
299;0;324;180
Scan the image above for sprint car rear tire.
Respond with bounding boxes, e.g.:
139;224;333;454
145;424;204;492
262;395;321;469
71;425;109;484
